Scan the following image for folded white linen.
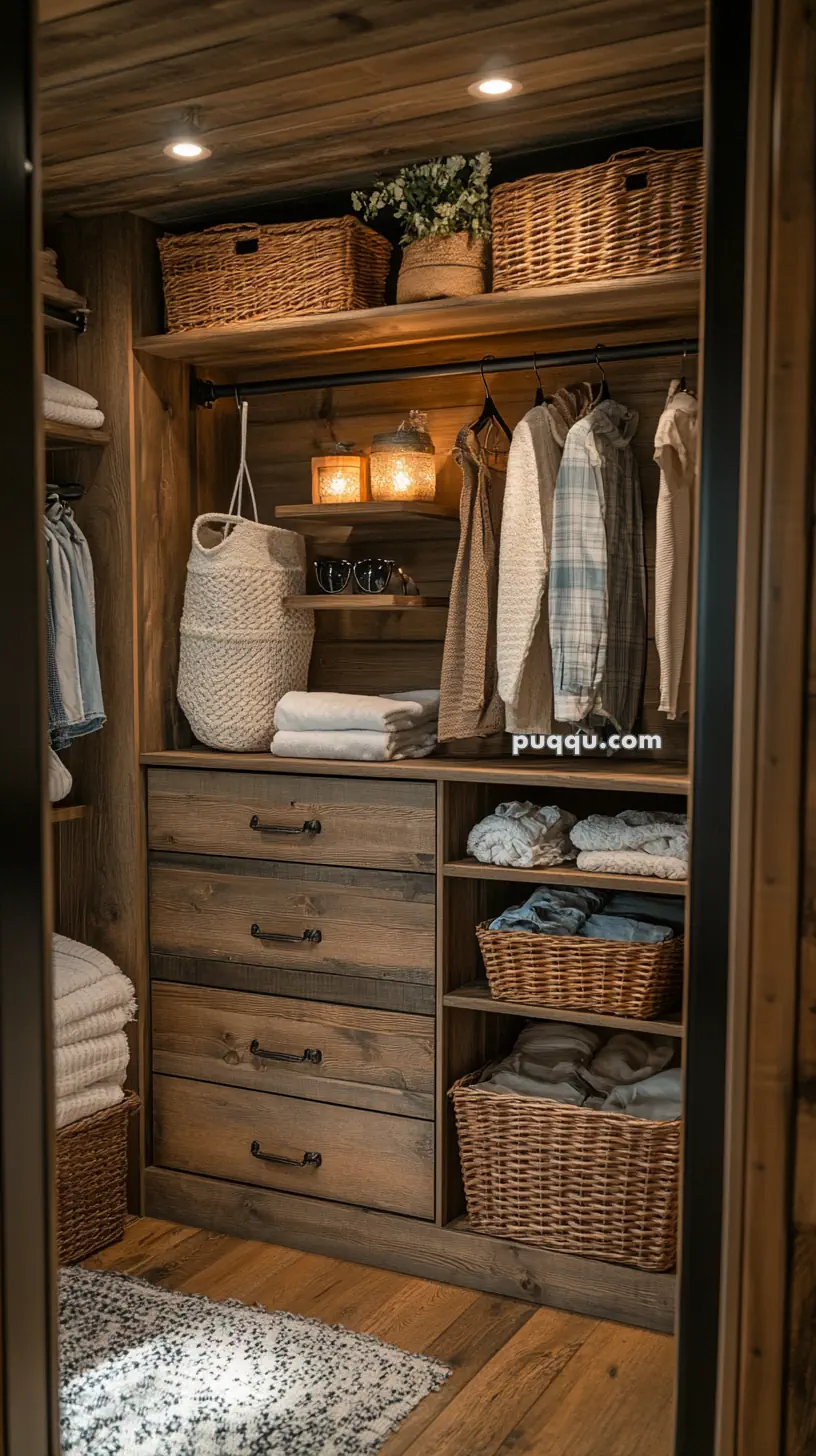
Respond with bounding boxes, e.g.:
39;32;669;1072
43;397;106;429
55;1030;129;1099
467;801;577;869
56;1004;135;1049
53;969;136;1033
56;1081;124;1131
570;810;688;859
274;689;440;734
271;727;437;762
576;849;687;881
48;747;72;803
53;933;119;999
43;373;99;411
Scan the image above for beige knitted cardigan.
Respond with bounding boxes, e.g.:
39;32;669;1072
438;426;505;741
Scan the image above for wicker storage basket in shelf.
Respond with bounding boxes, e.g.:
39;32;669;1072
475;922;684;1020
158;217;392;331
491;146;704;291
450;1071;680;1270
56;1092;139;1263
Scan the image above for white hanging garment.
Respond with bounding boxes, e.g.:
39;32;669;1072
654;381;698;720
177;401;314;751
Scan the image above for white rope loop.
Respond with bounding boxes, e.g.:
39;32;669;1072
227;399;259;523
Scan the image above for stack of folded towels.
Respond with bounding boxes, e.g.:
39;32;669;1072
43;373;106;431
54;934;136;1130
271;689;440;762
467;802;688;882
477;1021;682;1120
488;885;684;942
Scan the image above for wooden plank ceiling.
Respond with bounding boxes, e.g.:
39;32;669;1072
39;0;705;222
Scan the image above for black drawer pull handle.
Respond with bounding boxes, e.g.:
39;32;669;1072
250;1039;322;1065
251;1140;322;1169
251;923;322;945
249;814;322;836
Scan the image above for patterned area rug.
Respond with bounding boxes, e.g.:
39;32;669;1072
60;1265;450;1455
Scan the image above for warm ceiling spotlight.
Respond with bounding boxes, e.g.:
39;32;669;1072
163;109;212;161
468;76;523;99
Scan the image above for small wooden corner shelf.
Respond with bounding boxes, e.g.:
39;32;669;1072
286;594;448;610
44;421;109;449
443;858;687;896
275;502;458;526
443;979;685;1037
51;803;91;824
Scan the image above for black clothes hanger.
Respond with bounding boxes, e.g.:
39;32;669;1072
471;357;512;443
593;345;610;403
46;483;84;502
532;351;547;408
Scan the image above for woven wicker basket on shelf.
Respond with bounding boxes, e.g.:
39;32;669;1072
450;1070;680;1270
158;217;392;332
475;922;683;1020
56;1092;139;1264
491;146;704;291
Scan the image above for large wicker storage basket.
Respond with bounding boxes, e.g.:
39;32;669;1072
57;1092;139;1263
491;147;704;291
158;216;392;331
476;922;683;1020
450;1071;680;1270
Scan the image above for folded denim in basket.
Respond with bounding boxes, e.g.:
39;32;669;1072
488;885;675;942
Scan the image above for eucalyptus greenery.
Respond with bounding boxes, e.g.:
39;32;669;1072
352;153;491;245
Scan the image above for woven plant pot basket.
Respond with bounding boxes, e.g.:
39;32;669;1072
158;217;392;332
491;146;704;291
396;232;488;304
57;1092;139;1264
476;922;684;1020
450;1071;680;1270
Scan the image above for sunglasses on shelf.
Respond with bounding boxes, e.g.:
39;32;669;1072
313;557;419;595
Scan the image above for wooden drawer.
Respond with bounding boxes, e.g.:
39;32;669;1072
152;982;435;1120
147;768;436;872
153;1074;434;1219
149;855;435;985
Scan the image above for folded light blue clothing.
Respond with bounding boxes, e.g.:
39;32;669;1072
580;913;673;944
602;891;685;933
489;885;604;935
603;1067;682;1121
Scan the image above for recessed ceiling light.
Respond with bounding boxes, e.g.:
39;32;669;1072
164;139;211;160
468;76;523;99
163;109;212;162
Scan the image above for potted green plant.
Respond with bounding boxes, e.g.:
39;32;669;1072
352;153;491;304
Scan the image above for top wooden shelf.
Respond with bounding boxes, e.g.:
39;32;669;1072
133;272;701;375
275;502;458;526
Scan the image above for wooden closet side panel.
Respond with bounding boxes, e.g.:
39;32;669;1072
46;213;162;1203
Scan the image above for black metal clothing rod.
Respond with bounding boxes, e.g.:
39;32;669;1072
192;336;699;407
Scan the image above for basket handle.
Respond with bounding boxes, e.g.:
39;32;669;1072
607;148;659;167
227;400;259;524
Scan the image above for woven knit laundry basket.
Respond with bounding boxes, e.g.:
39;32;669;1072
157;217;392;331
450;1071;680;1270
476;923;684;1020
57;1092;139;1263
177;403;314;751
491;146;704;290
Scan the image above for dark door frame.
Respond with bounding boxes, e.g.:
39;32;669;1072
0;0;59;1451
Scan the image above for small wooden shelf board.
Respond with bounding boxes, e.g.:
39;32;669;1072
443;979;684;1038
275;502;458;525
51;803;90;824
44;421;109;449
285;594;448;610
444;858;687;896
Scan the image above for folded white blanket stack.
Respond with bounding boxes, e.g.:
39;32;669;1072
53;934;136;1130
570;809;689;881
467;802;577;868
43;373;106;431
271;689;440;762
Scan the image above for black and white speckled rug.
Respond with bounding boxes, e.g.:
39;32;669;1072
59;1265;450;1456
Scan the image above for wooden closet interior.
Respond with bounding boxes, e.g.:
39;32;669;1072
41;0;705;1341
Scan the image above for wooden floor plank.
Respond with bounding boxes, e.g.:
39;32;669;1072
503;1320;675;1456
360;1277;479;1348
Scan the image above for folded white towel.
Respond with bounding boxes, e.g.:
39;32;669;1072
271;727;437;762
48;748;72;804
576;849;687;881
274;689;440;734
43;397;106;430
55;1031;129;1099
56;1004;135;1049
53;969;136;1034
43;373;99;411
53;934;118;999
467;802;577;869
56;1081;124;1131
571;810;688;859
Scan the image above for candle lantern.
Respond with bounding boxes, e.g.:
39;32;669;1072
369;411;436;502
311;443;368;504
